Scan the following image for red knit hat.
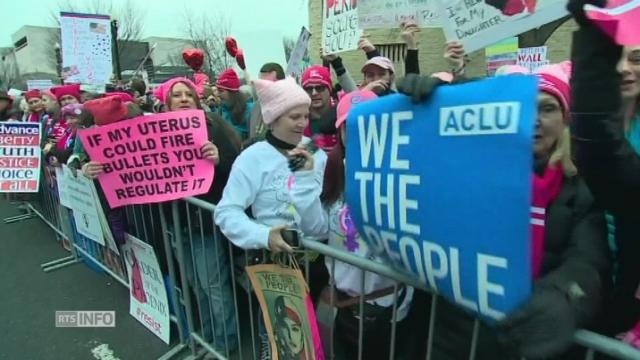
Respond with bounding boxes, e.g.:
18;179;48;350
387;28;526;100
84;96;129;126
51;84;82;103
104;92;134;103
302;65;332;92
24;90;42;101
216;69;240;92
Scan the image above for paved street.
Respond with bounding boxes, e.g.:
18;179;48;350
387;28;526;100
0;199;172;360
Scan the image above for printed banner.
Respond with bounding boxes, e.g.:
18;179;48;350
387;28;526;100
322;0;361;54
122;234;170;344
247;265;324;360
485;37;519;76
0;121;41;193
78;110;214;208
345;75;537;322
358;0;441;29
286;27;312;79
436;0;568;53
27;79;54;91
517;46;549;72
60;12;113;86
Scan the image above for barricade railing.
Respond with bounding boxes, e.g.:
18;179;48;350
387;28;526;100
7;172;640;360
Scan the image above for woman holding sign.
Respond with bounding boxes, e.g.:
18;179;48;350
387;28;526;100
390;61;611;359
159;76;242;351
215;77;328;357
288;90;415;360
567;0;640;348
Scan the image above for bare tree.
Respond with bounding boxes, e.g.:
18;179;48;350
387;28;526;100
181;11;234;79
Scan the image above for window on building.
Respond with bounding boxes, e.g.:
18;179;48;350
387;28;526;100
374;43;407;62
14;37;27;51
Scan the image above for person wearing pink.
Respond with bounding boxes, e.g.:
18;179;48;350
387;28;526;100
393;64;610;359
289;90;414;359
301;65;338;152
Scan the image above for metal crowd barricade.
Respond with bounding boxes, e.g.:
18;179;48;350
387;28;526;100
163;197;267;360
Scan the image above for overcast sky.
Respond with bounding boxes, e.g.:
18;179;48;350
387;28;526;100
0;0;309;47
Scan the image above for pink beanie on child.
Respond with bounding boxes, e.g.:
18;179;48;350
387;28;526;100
253;77;311;125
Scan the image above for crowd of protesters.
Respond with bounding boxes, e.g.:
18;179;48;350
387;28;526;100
1;0;639;359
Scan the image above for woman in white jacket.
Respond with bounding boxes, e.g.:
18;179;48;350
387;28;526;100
214;77;328;358
288;90;413;360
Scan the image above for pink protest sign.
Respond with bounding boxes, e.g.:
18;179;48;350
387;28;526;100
78;110;214;208
585;0;640;46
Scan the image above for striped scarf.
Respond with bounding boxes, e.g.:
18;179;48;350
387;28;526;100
531;163;564;279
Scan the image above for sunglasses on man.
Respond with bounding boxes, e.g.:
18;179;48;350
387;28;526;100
304;85;328;94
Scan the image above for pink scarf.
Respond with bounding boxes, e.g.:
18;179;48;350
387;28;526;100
530;163;563;279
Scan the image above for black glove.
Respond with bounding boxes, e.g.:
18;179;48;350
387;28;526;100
567;0;607;27
497;285;577;359
397;74;446;103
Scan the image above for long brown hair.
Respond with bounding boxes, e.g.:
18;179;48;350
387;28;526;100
225;91;249;126
320;131;345;207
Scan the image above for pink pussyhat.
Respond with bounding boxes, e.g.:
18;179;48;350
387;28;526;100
154;77;200;106
253;77;310;125
535;61;572;121
335;90;377;129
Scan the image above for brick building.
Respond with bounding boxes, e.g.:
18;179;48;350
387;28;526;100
308;2;578;82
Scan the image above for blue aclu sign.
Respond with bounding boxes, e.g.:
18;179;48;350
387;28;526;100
345;75;537;322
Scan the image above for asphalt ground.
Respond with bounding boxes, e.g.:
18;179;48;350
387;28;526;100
0;199;172;360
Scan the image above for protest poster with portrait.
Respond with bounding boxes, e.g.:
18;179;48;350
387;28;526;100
247;264;324;360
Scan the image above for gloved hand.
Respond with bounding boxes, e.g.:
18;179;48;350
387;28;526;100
566;0;606;26
497;285;577;359
396;74;446;103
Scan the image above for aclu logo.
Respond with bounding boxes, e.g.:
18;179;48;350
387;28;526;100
55;311;115;328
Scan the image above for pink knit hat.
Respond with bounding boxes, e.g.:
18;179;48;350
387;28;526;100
154;77;200;106
535;61;572;119
496;62;572;120
253;77;310;125
335;90;377;129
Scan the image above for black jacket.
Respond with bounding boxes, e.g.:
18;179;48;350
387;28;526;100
430;176;609;359
570;25;640;332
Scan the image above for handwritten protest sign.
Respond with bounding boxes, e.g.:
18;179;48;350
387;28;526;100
517;46;549;72
436;0;568;53
358;0;440;29
322;0;361;54
60;12;113;86
0;122;41;193
247;265;323;360
345;75;537;322
286;27;312;79
122;234;170;344
78;110;214;208
485;37;518;76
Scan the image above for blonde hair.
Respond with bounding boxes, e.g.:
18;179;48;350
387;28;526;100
549;127;577;177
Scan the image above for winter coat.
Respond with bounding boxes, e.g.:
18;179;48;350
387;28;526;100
570;22;640;333
429;176;610;359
